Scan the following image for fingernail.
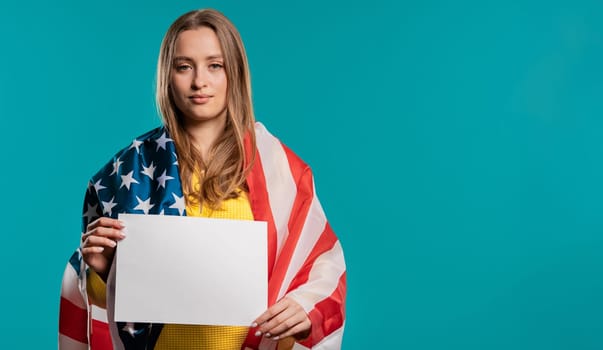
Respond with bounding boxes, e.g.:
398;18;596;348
97;247;104;252
273;336;280;341
265;332;271;338
120;231;126;238
251;322;257;327
109;240;117;248
254;330;262;337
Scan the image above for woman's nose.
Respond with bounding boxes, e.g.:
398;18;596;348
192;70;207;89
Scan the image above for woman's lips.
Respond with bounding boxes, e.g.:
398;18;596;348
189;94;210;104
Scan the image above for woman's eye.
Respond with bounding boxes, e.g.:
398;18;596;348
176;65;192;71
209;63;223;70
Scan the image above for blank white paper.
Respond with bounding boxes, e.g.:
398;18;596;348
114;213;267;326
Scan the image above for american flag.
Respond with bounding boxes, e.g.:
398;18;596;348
59;123;347;349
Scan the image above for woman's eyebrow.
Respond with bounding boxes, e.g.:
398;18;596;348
173;54;223;61
173;56;193;63
205;54;223;61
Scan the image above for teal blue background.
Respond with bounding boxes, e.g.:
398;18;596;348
1;0;602;348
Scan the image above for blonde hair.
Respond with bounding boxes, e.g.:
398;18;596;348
156;9;256;209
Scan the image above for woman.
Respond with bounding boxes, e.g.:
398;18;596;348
58;8;346;350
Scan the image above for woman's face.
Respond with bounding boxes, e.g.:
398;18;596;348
171;27;228;126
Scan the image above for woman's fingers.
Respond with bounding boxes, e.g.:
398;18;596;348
264;311;307;339
82;234;118;249
81;245;106;254
253;297;311;340
254;299;288;327
271;320;311;341
82;225;125;243
81;217;125;280
260;306;297;336
83;217;124;239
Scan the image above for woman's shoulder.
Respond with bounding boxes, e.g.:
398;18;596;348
121;126;170;154
90;126;176;182
253;121;311;178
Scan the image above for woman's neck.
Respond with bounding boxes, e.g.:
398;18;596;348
183;114;227;160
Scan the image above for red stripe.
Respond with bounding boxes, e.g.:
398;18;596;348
59;296;88;344
245;137;277;280
268;164;314;304
285;224;338;293
300;272;347;347
241;330;262;349
90;319;113;350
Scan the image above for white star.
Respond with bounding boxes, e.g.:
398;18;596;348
122;323;137;337
83;203;99;222
141;161;156;180
110;157;123;176
157;169;174;189
129;139;143;153
169;193;185;215
120;171;140;190
155;132;173;151
101;196;118;216
93;179;106;193
134;196;154;214
172;152;178;165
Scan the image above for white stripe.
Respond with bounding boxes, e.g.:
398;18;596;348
286;241;346;313
58;334;87;350
255;122;297;258
292;342;310;349
277;188;327;299
60;263;86;309
313;324;344;350
91;305;108;323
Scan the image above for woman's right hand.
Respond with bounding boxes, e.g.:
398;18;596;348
81;217;126;281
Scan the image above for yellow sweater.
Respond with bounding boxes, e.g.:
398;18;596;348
155;189;254;349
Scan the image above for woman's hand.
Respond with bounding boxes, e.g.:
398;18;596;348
81;217;125;281
252;296;311;341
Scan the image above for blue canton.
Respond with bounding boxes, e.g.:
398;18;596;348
82;126;186;227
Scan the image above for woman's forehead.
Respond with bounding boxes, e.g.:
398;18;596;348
174;27;223;57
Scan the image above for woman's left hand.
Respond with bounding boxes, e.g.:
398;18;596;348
252;296;311;341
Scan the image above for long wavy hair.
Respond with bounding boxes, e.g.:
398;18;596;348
156;9;256;209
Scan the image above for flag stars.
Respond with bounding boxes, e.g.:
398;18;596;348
134;196;154;215
157;170;174;189
129;139;143;153
83;203;99;223
93;179;106;193
141;161;156;180
155;132;173;151
102;196;118;216
120;171;140;190
122;323;138;338
110;157;123;176
169;193;185;215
